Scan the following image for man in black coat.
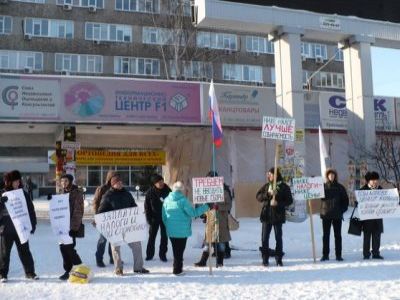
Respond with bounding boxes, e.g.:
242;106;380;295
320;168;349;261
98;174;149;276
256;168;293;267
359;171;384;260
144;174;171;262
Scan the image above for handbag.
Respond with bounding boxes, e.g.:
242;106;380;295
228;213;239;231
75;223;85;238
348;206;362;236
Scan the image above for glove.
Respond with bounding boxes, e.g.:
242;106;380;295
30;226;36;234
0;196;8;204
69;230;78;238
47;194;52;200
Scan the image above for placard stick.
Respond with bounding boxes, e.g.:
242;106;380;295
271;142;280;206
208;240;213;275
308;199;317;263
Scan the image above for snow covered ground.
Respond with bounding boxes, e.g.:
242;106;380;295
2;210;400;300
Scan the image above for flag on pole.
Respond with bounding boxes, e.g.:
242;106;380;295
209;80;223;148
319;125;328;177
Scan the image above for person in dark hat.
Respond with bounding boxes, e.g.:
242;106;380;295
0;170;38;282
256;167;293;267
144;174;171;261
359;171;384;260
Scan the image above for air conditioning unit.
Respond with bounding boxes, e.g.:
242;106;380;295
88;5;97;13
24;66;33;74
93;39;101;45
301;55;307;62
63;4;72;10
315;56;324;64
24;34;32;41
0;0;9;4
61;69;70;75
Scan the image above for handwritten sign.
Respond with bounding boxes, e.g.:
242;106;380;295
293;177;325;201
355;189;400;220
49;194;72;245
95;207;147;246
192;177;224;204
2;189;32;244
262;116;295;141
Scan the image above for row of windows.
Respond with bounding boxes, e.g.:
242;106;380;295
303;71;345;89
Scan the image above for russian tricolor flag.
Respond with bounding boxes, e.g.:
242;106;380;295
208;80;223;148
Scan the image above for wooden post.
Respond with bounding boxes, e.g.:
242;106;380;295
208;241;213;275
308;199;317;263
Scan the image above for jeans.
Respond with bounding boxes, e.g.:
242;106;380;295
261;222;283;258
95;234;113;263
322;218;342;257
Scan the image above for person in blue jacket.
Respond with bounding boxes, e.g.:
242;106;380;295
162;181;209;276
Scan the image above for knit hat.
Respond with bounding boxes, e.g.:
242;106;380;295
172;181;184;192
365;171;379;182
151;174;164;185
8;170;22;182
110;174;122;186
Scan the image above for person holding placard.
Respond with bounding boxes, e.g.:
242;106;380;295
162;181;209;275
256;168;293;267
144;174;171;262
320;169;349;262
194;171;232;268
0;170;38;282
98;174;149;276
58;174;84;281
359;171;384;260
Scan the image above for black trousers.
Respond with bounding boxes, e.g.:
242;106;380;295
363;230;381;257
59;237;82;273
322;218;342;257
146;220;168;259
0;233;35;277
261;222;283;258
170;237;187;274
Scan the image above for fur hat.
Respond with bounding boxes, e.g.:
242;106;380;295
365;171;379;182
325;168;338;181
172;181;184;192
7;170;22;182
151;174;164;185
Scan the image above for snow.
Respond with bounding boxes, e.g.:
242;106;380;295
2;208;400;300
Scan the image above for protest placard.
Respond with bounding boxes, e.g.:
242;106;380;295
49;193;72;245
262;116;295;141
192;177;225;204
95;207;147;246
355;188;400;220
293;177;325;201
2;189;32;244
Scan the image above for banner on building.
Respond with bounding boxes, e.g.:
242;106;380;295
2;189;32;244
355;189;400;220
49;194;72;245
192;177;225;204
95;207;147;246
76;150;166;166
293;177;325;201
262;116;295;141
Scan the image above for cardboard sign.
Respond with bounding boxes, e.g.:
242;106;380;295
2;189;32;244
192;177;224;204
262;116;295;141
49;193;72;245
95;207;147;246
355;189;400;220
293;177;325;201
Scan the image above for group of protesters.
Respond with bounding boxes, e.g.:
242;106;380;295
0;166;388;281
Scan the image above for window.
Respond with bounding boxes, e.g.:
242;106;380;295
86;22;132;42
115;0;159;13
12;0;45;3
197;32;237;51
335;48;344;61
170;60;213;79
169;0;190;16
222;64;263;83
55;53;103;73
0;50;43;71
301;42;328;59
0;16;12;35
270;67;275;84
56;0;104;8
316;72;345;89
24;18;74;39
114;56;160;76
246;36;274;54
142;27;184;45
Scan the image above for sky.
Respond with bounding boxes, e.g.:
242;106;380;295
371;47;400;97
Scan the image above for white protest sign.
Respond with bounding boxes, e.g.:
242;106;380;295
192;177;225;204
262;116;295;141
49;194;72;245
95;207;147;246
355;188;400;220
293;177;325;201
2;189;32;244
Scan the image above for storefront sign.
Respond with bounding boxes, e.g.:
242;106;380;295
192;177;225;204
76;150;166;166
293;177;325;201
262;116;295;141
0;75;59;120
49;194;72;245
355;189;400;220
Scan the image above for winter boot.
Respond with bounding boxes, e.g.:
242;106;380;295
275;256;283;267
261;249;269;267
194;251;209;267
216;251;224;267
225;242;231;259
